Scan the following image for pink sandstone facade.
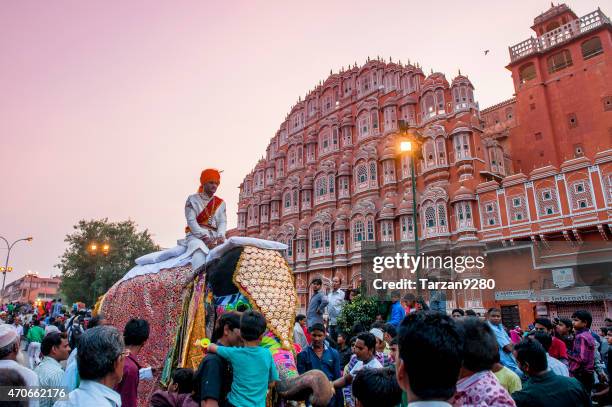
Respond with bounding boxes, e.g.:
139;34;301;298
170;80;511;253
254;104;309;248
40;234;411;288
230;4;612;330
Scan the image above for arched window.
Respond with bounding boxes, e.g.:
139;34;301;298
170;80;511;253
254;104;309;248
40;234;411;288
293;190;298;208
422;93;435;118
332;127;339;150
582;37;603;60
358;113;369;139
287;238;293;258
328;175;335;194
436;137;446;165
342;126;352;146
284;193;291;208
353;220;364;242
311;228;322;249
369;162;377;181
425;206;436;227
547;49;573;73
437;204;447;226
357;164;368;184
424;140;435;168
519;63;536;83
435;90;445;114
366;217;375;241
454;133;471;160
370;110;379;133
400;215;414;241
316;177;328;198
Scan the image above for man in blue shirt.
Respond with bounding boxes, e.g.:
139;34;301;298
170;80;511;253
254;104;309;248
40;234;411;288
387;291;406;327
306;278;329;328
297;323;343;407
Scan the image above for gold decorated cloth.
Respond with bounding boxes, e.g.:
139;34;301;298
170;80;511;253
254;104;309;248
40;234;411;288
233;246;297;350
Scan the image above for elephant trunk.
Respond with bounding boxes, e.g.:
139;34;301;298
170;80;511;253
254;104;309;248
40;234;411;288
276;370;335;407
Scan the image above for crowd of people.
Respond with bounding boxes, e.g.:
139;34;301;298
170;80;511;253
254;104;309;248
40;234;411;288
1;283;612;407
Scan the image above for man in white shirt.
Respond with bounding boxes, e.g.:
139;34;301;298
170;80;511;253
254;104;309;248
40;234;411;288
396;312;462;407
0;324;39;407
54;325;126;407
332;332;382;389
34;332;71;407
11;316;24;337
184;168;227;270
327;276;345;341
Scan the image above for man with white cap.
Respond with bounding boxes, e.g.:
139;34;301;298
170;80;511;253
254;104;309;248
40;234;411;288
0;323;39;407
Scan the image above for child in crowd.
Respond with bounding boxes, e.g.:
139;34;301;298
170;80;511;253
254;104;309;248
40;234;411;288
568;310;596;394
150;368;198;407
450;318;515;406
491;352;522;395
204;310;279;407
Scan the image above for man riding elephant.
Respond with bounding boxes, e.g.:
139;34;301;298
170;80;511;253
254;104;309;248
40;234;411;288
97;169;334;407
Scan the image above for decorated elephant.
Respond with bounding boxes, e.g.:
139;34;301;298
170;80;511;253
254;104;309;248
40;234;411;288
97;237;334;407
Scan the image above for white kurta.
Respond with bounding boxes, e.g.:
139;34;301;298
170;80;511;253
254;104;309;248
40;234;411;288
184;193;227;270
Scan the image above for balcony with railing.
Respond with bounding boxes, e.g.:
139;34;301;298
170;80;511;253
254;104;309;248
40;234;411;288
509;9;610;62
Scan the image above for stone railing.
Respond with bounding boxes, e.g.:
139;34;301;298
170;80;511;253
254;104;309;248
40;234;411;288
509;9;610;62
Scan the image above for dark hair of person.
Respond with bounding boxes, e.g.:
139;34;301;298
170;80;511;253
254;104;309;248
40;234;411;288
310;278;322;286
33;319;40;326
398;311;463;400
123;319;150;346
602;327;608;336
402;293;416;303
452;308;465;316
172;368;194;394
465;309;477;317
295;314;306;323
459;318;498;372
309;323;326;334
41;332;67;356
337;331;348;341
240;310;267;341
356;332;377;351
390;291;401;299
382;323;397;339
0;368;26;407
389;337;398;346
351;322;366;337
571;310;592;328
532;331;553;352
514;339;548;372
534;317;553;330
558;317;573;330
370;321;385;330
88;315;104;329
212;312;241;342
487;307;501;315
352;367;402;407
77;326;125;381
416;298;429;311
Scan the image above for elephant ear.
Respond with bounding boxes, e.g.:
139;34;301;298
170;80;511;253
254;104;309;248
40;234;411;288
233;246;297;350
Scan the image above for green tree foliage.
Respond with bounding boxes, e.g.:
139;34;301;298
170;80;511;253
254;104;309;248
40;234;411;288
57;219;159;305
336;293;384;334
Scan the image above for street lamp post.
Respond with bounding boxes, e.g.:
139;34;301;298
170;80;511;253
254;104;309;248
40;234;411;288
0;236;33;304
399;122;422;296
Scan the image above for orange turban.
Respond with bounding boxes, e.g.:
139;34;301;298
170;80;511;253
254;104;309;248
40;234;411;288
198;169;221;192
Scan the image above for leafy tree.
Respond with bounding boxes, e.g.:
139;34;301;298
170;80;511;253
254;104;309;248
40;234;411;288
57;219;159;305
336;292;386;334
